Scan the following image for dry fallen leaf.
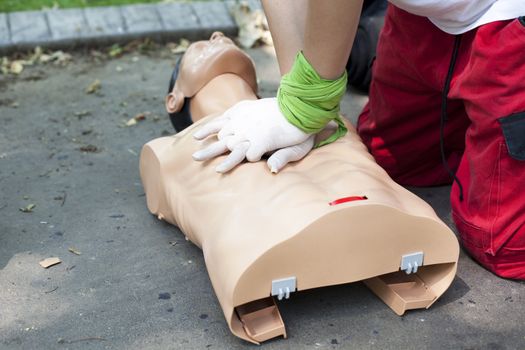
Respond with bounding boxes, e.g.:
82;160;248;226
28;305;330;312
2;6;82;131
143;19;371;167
230;3;271;49
50;51;72;65
68;247;81;255
179;38;190;49
167;38;191;54
39;54;52;63
38;50;72;65
74;110;91;118
134;113;147;121
10;61;24;75
1;49;69;76
29;46;43;64
85;79;101;94
108;44;123;58
19;203;36;213
1;57;9;75
125;112;148;126
39;257;61;268
90;50;105;59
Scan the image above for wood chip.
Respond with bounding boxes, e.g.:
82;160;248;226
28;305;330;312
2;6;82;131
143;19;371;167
134;113;147;121
125;118;137;126
125;112;148;126
85;79;101;94
19;203;35;213
74;110;91;118
39;257;61;268
68;247;81;255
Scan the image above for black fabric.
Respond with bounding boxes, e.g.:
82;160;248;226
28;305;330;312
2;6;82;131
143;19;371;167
361;0;388;17
346;0;387;92
440;35;464;201
519;16;525;26
167;58;193;132
499;112;525;161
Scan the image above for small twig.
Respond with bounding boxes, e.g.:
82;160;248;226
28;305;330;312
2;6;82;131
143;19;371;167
39;169;53;178
44;286;59;294
67;337;107;344
61;191;67;207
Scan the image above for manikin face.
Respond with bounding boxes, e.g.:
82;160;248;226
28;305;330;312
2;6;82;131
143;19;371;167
166;32;241;114
181;32;236;71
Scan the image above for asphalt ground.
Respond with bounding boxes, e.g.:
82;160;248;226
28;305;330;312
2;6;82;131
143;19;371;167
1;45;524;350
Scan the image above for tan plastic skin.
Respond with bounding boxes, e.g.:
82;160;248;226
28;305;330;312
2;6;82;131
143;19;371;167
165;32;258;119
140;34;460;344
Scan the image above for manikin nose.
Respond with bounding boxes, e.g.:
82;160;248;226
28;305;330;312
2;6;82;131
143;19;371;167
210;32;224;41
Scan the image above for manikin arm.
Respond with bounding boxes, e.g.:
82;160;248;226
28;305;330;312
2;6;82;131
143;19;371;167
193;1;364;173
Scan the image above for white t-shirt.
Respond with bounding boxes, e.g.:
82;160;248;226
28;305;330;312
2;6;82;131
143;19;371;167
389;0;525;34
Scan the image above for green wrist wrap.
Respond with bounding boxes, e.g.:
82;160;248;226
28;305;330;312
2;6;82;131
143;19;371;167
277;51;348;147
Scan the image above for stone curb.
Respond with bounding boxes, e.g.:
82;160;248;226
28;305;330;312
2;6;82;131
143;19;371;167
0;0;261;54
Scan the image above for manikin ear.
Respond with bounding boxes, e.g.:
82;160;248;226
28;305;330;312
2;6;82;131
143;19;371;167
165;90;185;114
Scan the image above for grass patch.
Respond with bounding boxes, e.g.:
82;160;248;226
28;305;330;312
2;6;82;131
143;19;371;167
0;0;180;13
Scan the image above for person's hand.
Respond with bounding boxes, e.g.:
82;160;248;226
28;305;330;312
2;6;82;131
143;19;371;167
192;97;315;173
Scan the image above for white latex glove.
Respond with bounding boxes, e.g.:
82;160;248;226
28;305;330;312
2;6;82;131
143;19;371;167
192;97;315;173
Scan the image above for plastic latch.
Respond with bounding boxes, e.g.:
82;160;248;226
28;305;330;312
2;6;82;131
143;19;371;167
400;252;424;274
271;277;296;300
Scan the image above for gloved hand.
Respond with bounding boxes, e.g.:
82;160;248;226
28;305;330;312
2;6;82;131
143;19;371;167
192;97;315;173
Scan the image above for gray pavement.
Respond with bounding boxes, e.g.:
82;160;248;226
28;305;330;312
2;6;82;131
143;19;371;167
1;46;524;350
0;0;262;54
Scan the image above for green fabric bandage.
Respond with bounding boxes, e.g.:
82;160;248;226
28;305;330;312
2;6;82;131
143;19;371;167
277;51;348;147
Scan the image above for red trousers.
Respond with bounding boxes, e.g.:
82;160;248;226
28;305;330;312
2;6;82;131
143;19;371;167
358;5;525;279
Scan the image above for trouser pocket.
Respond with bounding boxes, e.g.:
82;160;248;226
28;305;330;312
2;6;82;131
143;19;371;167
499;111;525;161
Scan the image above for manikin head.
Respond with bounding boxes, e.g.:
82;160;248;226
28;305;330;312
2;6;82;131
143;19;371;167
165;32;258;115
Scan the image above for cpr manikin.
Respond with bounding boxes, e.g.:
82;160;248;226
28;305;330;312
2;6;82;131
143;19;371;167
140;33;460;344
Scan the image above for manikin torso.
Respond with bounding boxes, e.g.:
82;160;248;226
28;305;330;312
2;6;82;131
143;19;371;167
141;34;459;344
